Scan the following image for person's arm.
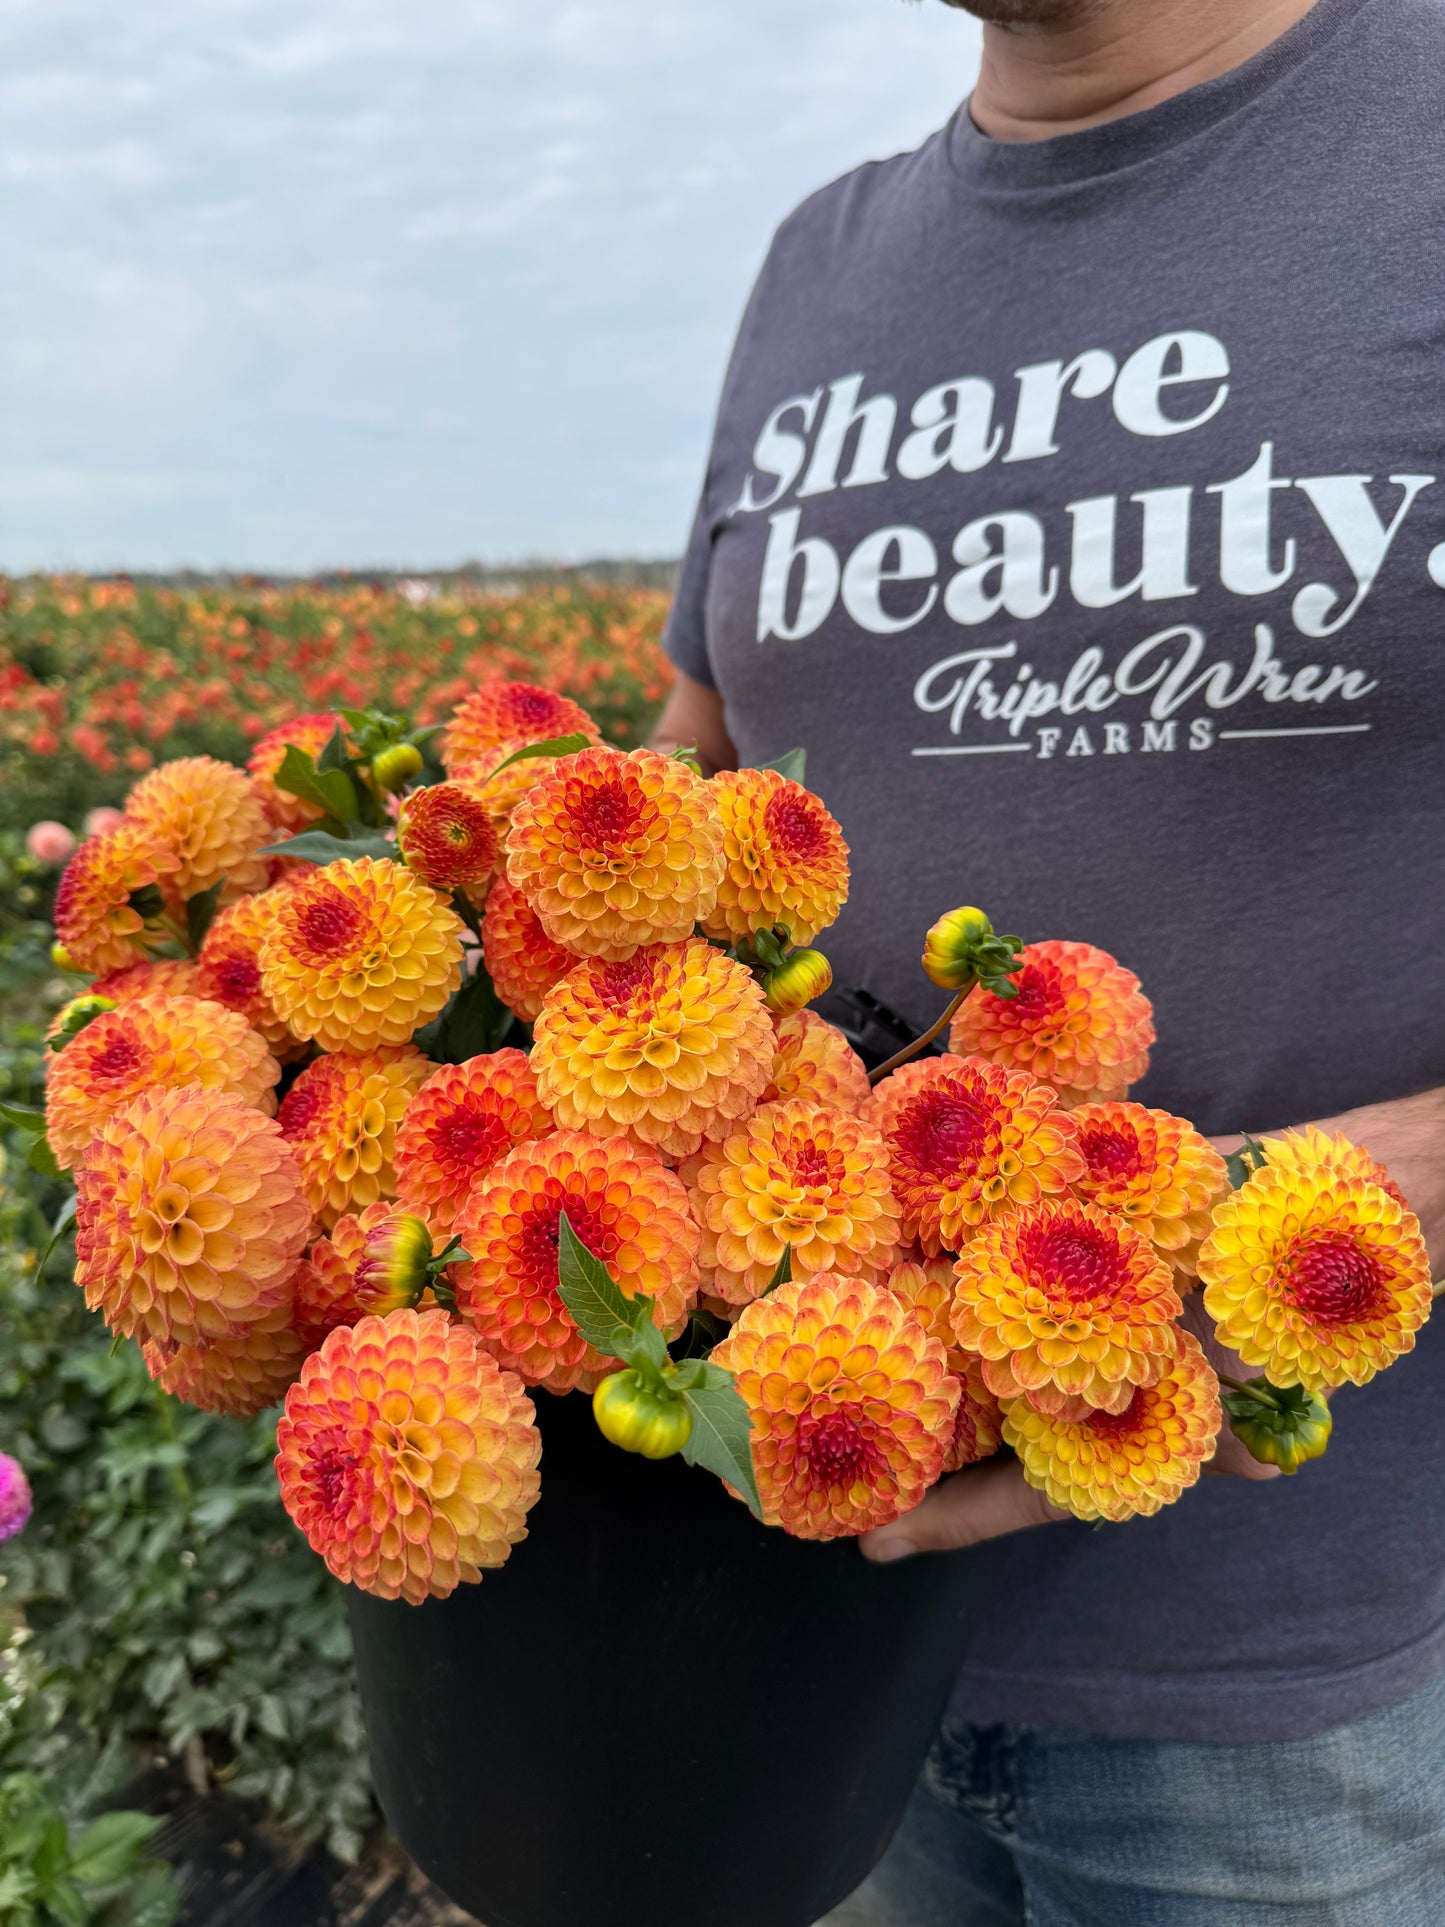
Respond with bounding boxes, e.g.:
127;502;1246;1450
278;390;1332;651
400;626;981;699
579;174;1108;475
648;670;738;776
861;1084;1445;1563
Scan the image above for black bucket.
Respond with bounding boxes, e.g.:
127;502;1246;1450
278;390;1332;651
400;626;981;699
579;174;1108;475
348;1388;980;1927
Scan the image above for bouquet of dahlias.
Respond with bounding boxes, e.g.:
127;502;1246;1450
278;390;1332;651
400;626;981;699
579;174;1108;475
14;680;1433;1609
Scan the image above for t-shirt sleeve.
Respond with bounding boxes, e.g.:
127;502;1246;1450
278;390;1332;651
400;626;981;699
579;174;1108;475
662;486;718;690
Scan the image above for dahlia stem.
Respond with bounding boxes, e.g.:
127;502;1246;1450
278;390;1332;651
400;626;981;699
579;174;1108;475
1216;1372;1285;1411
1433;1279;1445;1301
153;1384;195;1508
867;981;975;1088
156;913;194;956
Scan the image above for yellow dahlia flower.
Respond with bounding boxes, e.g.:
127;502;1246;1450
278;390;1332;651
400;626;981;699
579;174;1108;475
125;755;272;907
532;939;775;1160
1003;1330;1222;1521
248;713;345;831
396;782;502;901
454;1130;700;1391
480;873;576;1022
443;681;600;778
275;1308;542;1604
393;1051;554;1235
870;1056;1084;1258
1198;1163;1431;1393
74;1085;311;1348
258;857;464;1054
90;957;201;1004
142;1299;305;1417
952;1198;1183;1414
948;940;1155;1108
505;745;725;960
886;1256;1004;1471
762;1009;872;1114
195;888;306;1060
681;1099;900;1306
1253;1125;1405;1202
52;822;179;977
713;1274;959;1539
1070;1101;1227;1280
699;768;850;947
46;995;278;1171
276;1047;430;1228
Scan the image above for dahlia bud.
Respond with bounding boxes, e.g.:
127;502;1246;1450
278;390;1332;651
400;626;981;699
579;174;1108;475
1222;1380;1333;1475
593;1369;694;1460
48;992;118;1052
762;947;833;1017
353;1212;434;1316
372;743;424;792
921;906;994;990
50;942;81;973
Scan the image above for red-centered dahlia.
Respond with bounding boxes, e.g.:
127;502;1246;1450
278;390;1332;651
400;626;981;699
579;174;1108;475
195;888;306;1060
762;1009;872;1115
124;755;272;907
74;1085;311;1347
396;782;502;902
480;873;575;1022
248;712;345;832
712;1274;960;1539
505;745;725;960
442;681;600;779
1198;1163;1432;1393
46;995;279;1170
393;1052;553;1235
886;1256;1004;1471
1070;1101;1228;1280
454;1131;700;1391
52;821;179;977
681;1099;900;1306
1002;1330;1222;1522
90;957;201;1004
277;1047;430;1229
700;768;851;947
257;857;465;1054
870;1056;1084;1258
275;1309;542;1603
142;1298;305;1417
532;939;775;1160
952;1198;1183;1414
948;940;1156;1108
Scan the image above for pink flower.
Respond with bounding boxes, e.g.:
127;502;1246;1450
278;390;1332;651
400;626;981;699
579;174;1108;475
82;806;126;840
0;1453;32;1543
26;821;77;866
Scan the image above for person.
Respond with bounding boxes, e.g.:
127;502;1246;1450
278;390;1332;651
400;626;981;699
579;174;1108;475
649;0;1445;1918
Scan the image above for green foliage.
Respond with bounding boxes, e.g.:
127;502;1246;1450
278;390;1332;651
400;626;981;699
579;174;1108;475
0;1774;178;1927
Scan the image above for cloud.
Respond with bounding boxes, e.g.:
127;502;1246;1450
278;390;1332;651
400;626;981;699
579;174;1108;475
0;0;980;571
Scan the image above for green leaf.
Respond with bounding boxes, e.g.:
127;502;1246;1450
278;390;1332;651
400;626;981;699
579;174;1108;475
761;1244;792;1298
484;733;590;781
35;1193;79;1279
70;1810;162;1887
411;962;513;1064
759;748;806;785
0;1099;46;1133
556;1211;646;1356
272;744;360;824
315;724;354;775
258;830;397;865
619;1316;669;1378
126;882;166;921
185;877;226;951
680;1364;762;1518
27;1137;61;1180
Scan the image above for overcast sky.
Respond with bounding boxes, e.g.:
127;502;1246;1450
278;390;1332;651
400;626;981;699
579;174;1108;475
0;0;980;573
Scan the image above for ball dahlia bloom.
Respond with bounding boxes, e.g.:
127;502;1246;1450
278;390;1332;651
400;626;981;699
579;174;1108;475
26;820;77;866
1002;1330;1222;1522
82;805;126;840
277;1047;430;1228
196;889;306;1060
0;1453;33;1543
258;858;464;1055
1070;1101;1227;1280
46;995;279;1170
699;769;850;947
52;821;179;976
870;1057;1084;1258
394;1051;553;1235
713;1274;959;1539
532;939;775;1160
952;1198;1183;1415
276;1309;542;1604
762;1009;872;1114
681;1099;901;1306
505;746;725;960
442;681;599;779
124;755;272;907
248;713;345;831
454;1130;700;1391
948;940;1155;1108
1253;1125;1405;1202
397;782;502;901
480;873;576;1022
74;1085;311;1348
1198;1163;1432;1393
886;1257;1004;1471
142;1300;305;1417
90;957;201;1004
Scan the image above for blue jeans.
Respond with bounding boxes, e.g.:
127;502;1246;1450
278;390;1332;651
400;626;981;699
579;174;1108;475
822;1669;1445;1926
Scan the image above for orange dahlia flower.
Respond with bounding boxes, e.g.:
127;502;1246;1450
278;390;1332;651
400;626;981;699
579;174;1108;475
681;1099;900;1306
532;939;775;1160
1070;1101;1227;1280
52;822;179;977
1002;1330;1222;1521
948;940;1155;1108
47;995;278;1171
713;1274;959;1539
125;755;271;907
886;1256;1004;1471
74;1085;311;1348
195;888;306;1060
443;681;599;779
397;782;501;901
90;957;201;1004
248;713;345;831
480;873;576;1022
394;1051;553;1235
700;769;850;947
454;1130;700;1391
275;1308;541;1604
762;1009;872;1114
505;746;725;960
952;1198;1183;1414
870;1056;1084;1258
258;857;464;1054
1198;1163;1432;1393
276;1047;430;1228
142;1300;305;1417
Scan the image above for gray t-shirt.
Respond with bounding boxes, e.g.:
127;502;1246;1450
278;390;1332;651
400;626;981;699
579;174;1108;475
665;0;1445;1744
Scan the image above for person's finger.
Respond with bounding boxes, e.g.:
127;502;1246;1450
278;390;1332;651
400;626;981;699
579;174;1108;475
1178;1291;1285;1481
861;1458;1066;1563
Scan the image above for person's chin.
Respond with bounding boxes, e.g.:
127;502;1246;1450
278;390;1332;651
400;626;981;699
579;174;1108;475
938;0;1110;27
